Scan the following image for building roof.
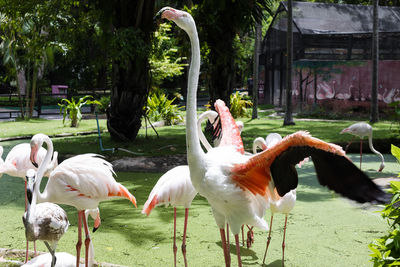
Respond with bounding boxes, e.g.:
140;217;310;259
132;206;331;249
274;1;400;35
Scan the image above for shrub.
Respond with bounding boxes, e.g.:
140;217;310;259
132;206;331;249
369;144;400;266
58;95;101;127
230;91;252;118
146;92;184;125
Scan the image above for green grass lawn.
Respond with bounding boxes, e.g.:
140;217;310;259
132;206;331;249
0;116;399;266
0;154;398;266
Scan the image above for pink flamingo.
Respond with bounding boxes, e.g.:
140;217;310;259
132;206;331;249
29;133;137;267
157;7;389;267
0;143;58;261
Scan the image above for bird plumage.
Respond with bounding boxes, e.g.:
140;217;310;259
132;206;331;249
157;7;389;267
23;169;69;267
30;133;136;267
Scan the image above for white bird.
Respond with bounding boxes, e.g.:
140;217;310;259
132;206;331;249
23;169;69;267
23;210;97;267
141;110;223;267
253;133;297;265
0;143;58;259
29;133;137;267
340;122;385;172
156;7;389;267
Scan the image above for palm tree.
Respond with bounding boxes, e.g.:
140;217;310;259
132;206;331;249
99;0;156;141
193;0;274;107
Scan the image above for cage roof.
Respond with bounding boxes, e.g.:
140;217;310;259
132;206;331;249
275;1;400;35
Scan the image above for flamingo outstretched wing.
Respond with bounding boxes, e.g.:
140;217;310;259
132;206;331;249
232;131;390;204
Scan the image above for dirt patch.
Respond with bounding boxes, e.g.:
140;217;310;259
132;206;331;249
111;154;187;173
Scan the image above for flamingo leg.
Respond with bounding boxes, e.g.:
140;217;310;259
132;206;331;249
241;225;244;246
76;210;83;267
173;207;177;267
282;215;288;267
34;241;37;257
182;208;189;267
219;228;230;267
246;225;254;248
25;239;29;263
262;215;274;265
344;136;355;152
234;234;242;267
226;224;231;265
82;210;91;267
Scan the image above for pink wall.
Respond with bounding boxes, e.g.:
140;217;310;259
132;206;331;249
292;60;400;109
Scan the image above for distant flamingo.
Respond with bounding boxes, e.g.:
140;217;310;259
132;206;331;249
29;133;137;267
340;122;385;172
0;143;58;259
156;7;389;267
23;209;97;267
23;169;69;267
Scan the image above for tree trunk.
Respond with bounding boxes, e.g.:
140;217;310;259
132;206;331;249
28;64;38;118
106;0;155;141
283;0;295;126
252;23;262;119
370;0;379;123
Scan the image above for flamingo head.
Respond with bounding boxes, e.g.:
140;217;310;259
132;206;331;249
30;134;46;167
155;7;195;34
86;208;101;233
378;162;385;172
25;169;36;204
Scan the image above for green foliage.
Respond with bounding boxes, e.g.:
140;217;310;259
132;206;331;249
229;91;253;118
150;23;186;87
146;92;184;125
369;144;400;266
58;95;101;127
98;95;110;114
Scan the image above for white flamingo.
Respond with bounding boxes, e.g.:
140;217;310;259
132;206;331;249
340;122;385;172
23;209;97;267
23;169;69;267
29;133;137;267
0;143;58;259
157;7;389;267
141;109;236;267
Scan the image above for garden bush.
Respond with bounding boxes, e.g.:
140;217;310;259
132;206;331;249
229;91;252;118
146;92;183;125
369;144;400;266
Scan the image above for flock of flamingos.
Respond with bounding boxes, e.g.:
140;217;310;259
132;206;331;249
0;7;390;267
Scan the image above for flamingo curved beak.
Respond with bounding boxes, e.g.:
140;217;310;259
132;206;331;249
30;146;39;168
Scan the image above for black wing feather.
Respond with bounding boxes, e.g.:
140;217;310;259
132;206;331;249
271;146;390;204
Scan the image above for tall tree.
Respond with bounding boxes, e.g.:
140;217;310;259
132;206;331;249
283;0;295;125
252;23;262;119
193;0;273;107
371;0;379;123
96;0;156;141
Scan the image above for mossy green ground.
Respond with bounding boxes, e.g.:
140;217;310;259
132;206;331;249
0;136;397;266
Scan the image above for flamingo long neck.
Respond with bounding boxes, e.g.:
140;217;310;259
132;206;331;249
185;23;205;167
26;188;36;225
367;132;385;166
35;136;53;203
